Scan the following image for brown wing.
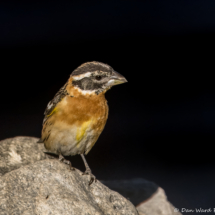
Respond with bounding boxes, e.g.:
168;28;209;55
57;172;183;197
43;83;69;125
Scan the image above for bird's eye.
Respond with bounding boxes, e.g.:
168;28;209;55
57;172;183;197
95;76;102;81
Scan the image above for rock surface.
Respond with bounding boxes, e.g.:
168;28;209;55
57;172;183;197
0;159;139;215
103;179;158;206
103;179;182;215
0;136;48;176
0;136;181;215
136;188;181;215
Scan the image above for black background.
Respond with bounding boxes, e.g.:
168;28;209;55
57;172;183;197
1;0;215;212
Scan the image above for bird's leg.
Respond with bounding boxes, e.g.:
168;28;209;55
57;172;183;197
59;153;75;170
81;154;96;185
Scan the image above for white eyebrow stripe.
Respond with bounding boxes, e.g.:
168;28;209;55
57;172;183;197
72;72;92;80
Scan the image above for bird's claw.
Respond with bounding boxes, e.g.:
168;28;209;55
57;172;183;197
82;170;97;185
59;157;75;171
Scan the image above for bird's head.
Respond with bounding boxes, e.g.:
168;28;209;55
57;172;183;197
70;61;127;95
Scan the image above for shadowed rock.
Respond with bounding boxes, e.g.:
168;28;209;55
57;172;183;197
136;187;182;215
103;179;158;206
103;179;182;215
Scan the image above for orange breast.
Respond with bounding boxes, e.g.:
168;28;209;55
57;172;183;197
42;78;109;154
57;91;108;129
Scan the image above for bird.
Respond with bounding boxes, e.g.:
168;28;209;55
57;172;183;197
38;61;127;185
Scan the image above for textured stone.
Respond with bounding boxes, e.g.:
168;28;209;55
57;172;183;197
103;179;182;215
0;159;139;215
103;178;158;206
0;136;181;215
0;136;49;176
136;188;182;215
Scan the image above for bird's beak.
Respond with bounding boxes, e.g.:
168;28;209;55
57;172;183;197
108;71;128;86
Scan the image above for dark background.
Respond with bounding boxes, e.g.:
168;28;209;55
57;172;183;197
0;0;215;213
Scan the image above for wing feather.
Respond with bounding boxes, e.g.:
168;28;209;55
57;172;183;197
43;83;69;125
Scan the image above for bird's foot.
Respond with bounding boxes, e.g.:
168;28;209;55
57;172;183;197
59;154;75;171
82;169;97;185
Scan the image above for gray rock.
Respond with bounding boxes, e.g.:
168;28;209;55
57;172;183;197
136;188;182;215
102;179;158;206
0;136;50;176
0;136;181;215
103;179;182;215
0;159;139;215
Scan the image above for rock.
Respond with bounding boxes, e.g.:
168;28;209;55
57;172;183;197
0;136;181;215
103;178;158;206
0;159;139;215
0;136;49;176
136;187;182;215
103;179;182;215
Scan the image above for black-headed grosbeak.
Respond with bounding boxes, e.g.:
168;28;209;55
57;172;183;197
39;61;127;185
